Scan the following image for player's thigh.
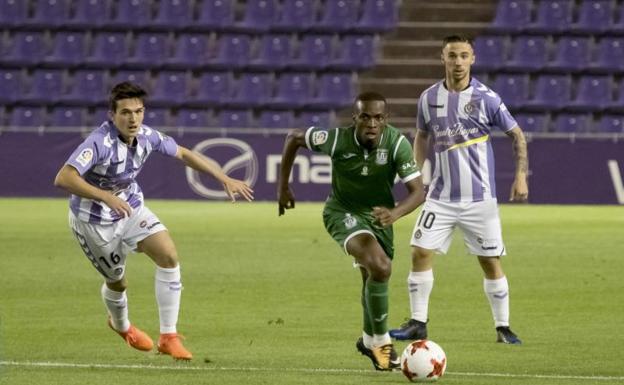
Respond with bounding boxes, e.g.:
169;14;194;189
127;206;176;266
410;199;458;254
69;211;127;282
458;199;506;257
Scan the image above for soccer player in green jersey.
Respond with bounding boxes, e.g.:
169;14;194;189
278;92;426;371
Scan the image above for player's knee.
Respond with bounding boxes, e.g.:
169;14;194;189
106;278;127;292
155;250;179;268
412;246;432;262
369;256;392;282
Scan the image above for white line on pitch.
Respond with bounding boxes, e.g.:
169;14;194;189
1;361;623;381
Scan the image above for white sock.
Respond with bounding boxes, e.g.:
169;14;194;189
372;333;391;347
483;276;510;327
362;332;374;349
101;283;130;332
155;265;182;334
408;270;434;323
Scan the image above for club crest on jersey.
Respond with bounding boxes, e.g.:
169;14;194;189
76;148;94;167
312;130;328;145
343;213;357;229
375;149;388;165
464;102;477;114
361;166;369;176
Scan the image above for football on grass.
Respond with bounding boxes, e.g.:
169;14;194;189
400;339;447;382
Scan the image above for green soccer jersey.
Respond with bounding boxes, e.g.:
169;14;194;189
305;124;420;213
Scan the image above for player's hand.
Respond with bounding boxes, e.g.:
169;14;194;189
278;188;295;216
509;176;528;203
372;206;396;227
223;178;254;202
103;194;133;218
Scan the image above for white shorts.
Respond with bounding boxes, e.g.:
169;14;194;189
69;205;167;282
410;199;506;257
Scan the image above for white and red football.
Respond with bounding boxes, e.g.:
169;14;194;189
400;339;447;382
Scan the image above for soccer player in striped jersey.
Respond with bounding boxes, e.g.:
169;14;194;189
278;92;426;370
389;35;528;345
54;82;254;360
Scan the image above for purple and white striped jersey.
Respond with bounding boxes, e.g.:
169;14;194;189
418;77;518;203
65;120;178;224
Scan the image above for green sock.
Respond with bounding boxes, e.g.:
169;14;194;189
361;283;373;336
365;279;389;335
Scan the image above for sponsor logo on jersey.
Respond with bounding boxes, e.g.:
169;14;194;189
375;149;388;165
76;148;94;167
312;130;328;145
343;213;357;229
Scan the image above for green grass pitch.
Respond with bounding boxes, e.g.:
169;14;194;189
1;198;623;385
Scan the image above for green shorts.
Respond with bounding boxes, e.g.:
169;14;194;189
322;201;395;259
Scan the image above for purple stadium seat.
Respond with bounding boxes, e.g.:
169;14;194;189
165;34;211;70
108;0;152;28
218;109;253;128
9;106;46;128
490;0;532;33
248;34;293;71
309;72;355;109
4;32;47;68
613;4;624;34
289;34;334;70
49;107;87;127
228;73;273;108
525;74;572;111
492;74;530;110
573;0;615;34
207;34;252;69
506;36;549;72
328;34;378;71
90;106;111;125
598;114;624;132
126;33;170;69
358;0;399;32
0;0;28;27
514;112;549;132
272;0;316;32
0;69;22;104
270;72;314;109
174;109;212;127
153;0;193;28
546;37;591;73
589;37;624;74
472;35;507;72
552;113;592;133
45;32;87;68
68;0;110;28
26;0;70;28
194;0;234;31
193;71;234;105
313;0;360;32
22;69;66;106
143;107;171;127
257;110;295;128
235;0;278;32
149;71;189;107
61;70;108;105
297;110;334;127
566;75;612;112
528;0;573;34
606;79;624;112
87;32;129;69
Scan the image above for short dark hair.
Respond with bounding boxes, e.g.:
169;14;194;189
355;91;387;105
109;82;148;112
442;35;474;49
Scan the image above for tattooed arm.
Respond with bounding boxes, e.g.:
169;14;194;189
505;126;529;202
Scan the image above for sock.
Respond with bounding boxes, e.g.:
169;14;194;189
372;332;391;347
101;283;130;332
361;283;374;337
483;276;510;327
362;332;374;349
408;270;434;323
155;265;182;334
365;279;389;336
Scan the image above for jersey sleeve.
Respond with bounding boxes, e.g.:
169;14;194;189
65;135;105;175
486;93;518;133
144;126;178;157
304;126;337;156
393;135;421;183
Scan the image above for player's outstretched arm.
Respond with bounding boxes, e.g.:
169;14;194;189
175;146;254;202
53;165;132;217
505;126;529;202
372;176;426;227
278;128;307;216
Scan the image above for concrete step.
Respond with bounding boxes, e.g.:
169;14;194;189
399;1;496;23
388;21;491;41
381;40;441;59
369;58;445;78
359;77;437;99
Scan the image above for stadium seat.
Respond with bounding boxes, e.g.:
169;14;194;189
566;75;612;112
49;107;87;128
552;113;592;133
506;36;549;72
272;0;316;32
528;0;573;34
0;69;22;105
606;79;624;112
165;34;211;70
0;0;28;27
589;37;624;74
194;0;235;31
217;109;253;128
492;74;530;110
90;106;111;125
174;109;212;127
26;0;70;28
489;0;532;33
45;32;87;68
86;32;129;69
61;70;108;106
21;69;66;106
68;0;110;28
358;0;400;33
3;32;47;68
248;34;293;71
313;0;360;32
228;73;273;108
546;37;591;73
472;35;508;72
153;0;193;29
270;72;314;109
309;72;355;109
235;0;278;32
612;4;624;34
9;106;46;128
573;0;614;35
107;0;152;29
289;34;334;70
514;112;549;132
126;33;170;69
257;110;295;128
597;114;624;132
207;34;252;69
525;74;572;111
193;71;234;106
143;107;171;127
150;71;189;107
328;34;378;71
297;110;334;127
